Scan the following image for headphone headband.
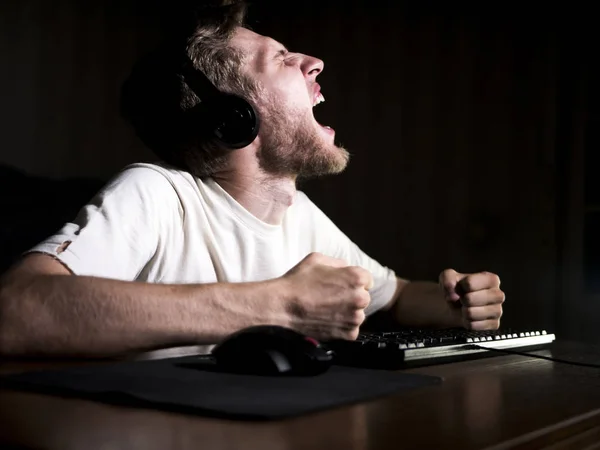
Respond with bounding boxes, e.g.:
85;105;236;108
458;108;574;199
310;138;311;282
180;55;222;102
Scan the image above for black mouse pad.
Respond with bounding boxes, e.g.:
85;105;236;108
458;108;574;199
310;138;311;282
0;356;441;421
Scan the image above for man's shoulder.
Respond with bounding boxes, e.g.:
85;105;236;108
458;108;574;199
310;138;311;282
84;162;199;217
105;162;196;195
117;161;191;183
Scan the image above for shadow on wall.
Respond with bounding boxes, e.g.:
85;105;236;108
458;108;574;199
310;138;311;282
0;164;104;274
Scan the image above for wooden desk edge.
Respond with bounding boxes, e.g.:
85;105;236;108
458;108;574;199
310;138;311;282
484;407;600;450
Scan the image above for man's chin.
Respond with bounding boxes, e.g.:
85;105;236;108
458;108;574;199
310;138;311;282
314;128;349;168
297;145;350;179
328;145;350;173
256;113;350;178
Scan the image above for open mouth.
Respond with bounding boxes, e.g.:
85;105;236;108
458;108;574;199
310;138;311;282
312;88;335;136
313;92;325;107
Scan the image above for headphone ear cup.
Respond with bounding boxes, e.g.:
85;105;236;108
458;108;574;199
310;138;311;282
211;95;260;149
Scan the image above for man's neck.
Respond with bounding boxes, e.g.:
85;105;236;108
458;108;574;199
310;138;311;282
212;168;297;226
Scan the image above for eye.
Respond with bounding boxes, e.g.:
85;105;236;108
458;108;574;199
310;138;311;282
283;54;300;67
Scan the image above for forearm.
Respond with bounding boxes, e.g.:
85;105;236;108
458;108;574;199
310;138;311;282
391;280;461;328
0;272;287;358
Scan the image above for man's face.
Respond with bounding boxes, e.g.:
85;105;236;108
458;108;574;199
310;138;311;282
230;27;349;178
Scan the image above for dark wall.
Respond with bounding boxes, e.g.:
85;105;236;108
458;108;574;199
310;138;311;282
0;1;593;338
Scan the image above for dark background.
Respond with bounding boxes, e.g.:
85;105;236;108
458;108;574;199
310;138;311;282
0;1;598;341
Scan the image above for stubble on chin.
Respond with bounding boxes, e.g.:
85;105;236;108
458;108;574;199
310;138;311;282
256;106;350;178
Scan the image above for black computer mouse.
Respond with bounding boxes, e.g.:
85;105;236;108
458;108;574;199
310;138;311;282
211;325;334;376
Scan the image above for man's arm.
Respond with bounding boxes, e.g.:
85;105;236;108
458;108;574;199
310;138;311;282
381;270;505;330
0;252;372;358
0;254;289;358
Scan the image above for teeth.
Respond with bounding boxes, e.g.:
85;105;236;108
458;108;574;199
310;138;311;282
313;92;325;107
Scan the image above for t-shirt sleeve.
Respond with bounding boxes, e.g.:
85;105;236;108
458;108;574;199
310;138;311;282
299;193;398;316
26;166;181;280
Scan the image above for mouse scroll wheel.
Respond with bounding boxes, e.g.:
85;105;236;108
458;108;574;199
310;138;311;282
304;336;320;347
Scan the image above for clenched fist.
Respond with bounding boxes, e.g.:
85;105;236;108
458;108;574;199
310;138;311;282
439;269;505;330
280;252;373;341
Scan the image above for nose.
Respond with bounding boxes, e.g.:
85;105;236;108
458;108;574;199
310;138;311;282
301;55;324;80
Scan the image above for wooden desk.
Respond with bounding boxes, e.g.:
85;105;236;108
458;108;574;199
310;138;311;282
1;341;599;450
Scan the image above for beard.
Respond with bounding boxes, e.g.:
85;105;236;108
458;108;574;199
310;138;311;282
255;100;350;179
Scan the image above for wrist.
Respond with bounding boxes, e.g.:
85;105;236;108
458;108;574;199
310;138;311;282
261;277;296;329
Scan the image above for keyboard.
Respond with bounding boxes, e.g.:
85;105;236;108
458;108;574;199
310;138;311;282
326;328;556;369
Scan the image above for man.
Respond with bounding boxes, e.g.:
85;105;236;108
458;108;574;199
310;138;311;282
0;2;504;358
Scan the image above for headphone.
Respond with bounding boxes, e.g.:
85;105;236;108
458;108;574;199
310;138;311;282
179;55;260;149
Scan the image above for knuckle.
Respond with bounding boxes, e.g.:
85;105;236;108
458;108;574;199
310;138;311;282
486;306;502;320
493;303;503;316
346;267;366;286
463;292;476;306
441;268;455;278
347;328;360;341
482;272;501;288
498;289;506;303
464;307;476;321
352;309;366;326
354;289;370;308
493;274;501;287
475;320;499;331
305;252;321;262
439;269;455;286
461;276;474;292
470;321;485;331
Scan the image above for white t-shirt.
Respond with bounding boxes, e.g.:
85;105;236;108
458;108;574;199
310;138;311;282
29;163;398;352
